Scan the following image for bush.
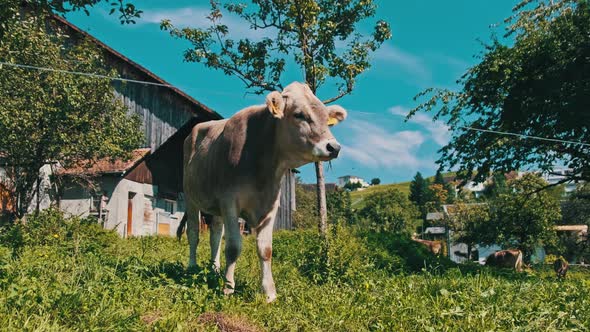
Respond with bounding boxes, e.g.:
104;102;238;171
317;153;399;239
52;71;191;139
274;226;372;284
358;188;420;234
0;208;118;258
361;231;455;274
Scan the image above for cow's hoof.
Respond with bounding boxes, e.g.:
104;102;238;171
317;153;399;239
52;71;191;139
223;287;235;296
265;293;277;303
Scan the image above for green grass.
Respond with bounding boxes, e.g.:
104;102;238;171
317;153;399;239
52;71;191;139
1;215;589;331
350;181;411;208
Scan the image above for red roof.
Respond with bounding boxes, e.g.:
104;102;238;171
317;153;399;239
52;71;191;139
57;148;150;176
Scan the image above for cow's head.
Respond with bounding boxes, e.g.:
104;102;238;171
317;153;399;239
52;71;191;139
266;82;347;167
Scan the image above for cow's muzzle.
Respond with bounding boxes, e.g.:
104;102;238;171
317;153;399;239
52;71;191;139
312;139;342;160
326;141;341;158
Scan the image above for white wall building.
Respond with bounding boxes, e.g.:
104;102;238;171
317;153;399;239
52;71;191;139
337;175;370;188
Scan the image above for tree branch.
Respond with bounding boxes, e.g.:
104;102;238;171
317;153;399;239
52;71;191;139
322;89;352;104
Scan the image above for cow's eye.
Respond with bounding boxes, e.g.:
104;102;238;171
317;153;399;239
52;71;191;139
293;112;306;120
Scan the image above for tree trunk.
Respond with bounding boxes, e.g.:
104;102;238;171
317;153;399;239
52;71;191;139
315;161;327;236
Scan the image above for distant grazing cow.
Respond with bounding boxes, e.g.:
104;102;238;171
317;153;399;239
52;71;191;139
485;249;523;272
412;236;443;255
180;82;347;303
553;257;569;279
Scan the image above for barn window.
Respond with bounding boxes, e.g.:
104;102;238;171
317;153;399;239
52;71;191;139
164;199;176;214
90;191;108;222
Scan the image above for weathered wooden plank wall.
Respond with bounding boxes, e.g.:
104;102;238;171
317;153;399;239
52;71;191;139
111;80;195;151
275;170;295;231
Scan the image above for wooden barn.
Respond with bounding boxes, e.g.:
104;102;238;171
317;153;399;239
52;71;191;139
48;16;295;236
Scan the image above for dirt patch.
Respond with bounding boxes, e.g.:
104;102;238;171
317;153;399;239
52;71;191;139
141;310;162;325
197;312;263;332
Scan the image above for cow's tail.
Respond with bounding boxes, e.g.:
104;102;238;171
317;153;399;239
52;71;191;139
177;213;187;241
515;250;524;272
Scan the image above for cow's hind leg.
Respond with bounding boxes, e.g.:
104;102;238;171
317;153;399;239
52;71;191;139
208;215;224;272
186;207;200;268
222;206;241;295
256;200;279;303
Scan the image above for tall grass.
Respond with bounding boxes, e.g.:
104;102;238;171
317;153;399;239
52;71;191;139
1;210;589;331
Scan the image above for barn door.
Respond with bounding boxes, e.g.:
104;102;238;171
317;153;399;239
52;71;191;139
127;192;136;237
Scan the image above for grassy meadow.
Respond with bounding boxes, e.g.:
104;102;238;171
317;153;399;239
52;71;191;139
1;211;589;331
350;181;411;209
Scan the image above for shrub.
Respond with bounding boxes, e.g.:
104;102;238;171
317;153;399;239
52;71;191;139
358;188;420;234
0;208;118;257
361;231;455;274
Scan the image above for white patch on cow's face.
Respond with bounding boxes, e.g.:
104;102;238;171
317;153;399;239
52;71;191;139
277;82;347;167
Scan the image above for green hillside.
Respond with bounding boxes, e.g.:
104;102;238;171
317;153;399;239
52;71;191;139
350;181;411;209
349;172;456;209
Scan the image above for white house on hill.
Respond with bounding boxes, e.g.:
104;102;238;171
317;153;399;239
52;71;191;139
337;175;369;188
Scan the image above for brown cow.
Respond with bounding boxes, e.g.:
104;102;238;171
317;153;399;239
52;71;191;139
553;257;569;279
485;249;523;272
411;237;442;255
182;82;347;302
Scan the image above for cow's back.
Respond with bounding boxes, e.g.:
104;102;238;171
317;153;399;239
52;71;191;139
183;119;230;214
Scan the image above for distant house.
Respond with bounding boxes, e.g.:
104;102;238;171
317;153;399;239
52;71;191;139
337;175;369;188
443;168;582;199
440;174;486;199
529;167;580;193
0;16;295;235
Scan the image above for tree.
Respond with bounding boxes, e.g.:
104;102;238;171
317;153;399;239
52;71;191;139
485;174;561;261
292;178;318;229
0;18;143;218
446;203;490;261
326;189;356;227
160;0;391;235
427;183;447;209
343;181;362;191
411;0;590;186
370;178;381;185
1;0;141;38
560;184;590;262
358;188;419;234
483;172;508;199
409;172;430;217
432;170;455;203
433;170;445;186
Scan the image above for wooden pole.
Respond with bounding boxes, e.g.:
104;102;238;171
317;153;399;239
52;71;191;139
315;161;327;236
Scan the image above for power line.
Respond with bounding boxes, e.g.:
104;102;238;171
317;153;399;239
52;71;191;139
459;126;590;148
385;112;590;148
0;61;175;88
2;61;589;148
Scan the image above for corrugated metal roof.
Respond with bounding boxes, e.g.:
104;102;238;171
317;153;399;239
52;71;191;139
426;212;444;220
424;227;446;234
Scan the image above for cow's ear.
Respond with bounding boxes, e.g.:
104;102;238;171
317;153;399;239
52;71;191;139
326;105;347;126
266;91;285;119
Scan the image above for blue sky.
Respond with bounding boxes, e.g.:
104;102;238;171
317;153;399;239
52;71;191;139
65;1;517;185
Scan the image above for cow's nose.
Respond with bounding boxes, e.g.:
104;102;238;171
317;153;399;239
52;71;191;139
326;141;341;157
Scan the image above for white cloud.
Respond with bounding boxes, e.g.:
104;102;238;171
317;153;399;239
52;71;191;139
390;105;450;146
340;119;427;169
141;7;273;39
373;44;431;83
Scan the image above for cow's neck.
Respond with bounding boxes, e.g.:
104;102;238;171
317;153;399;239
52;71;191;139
247;109;289;192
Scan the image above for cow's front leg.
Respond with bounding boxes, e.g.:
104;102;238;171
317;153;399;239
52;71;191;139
256;202;279;303
222;207;242;295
